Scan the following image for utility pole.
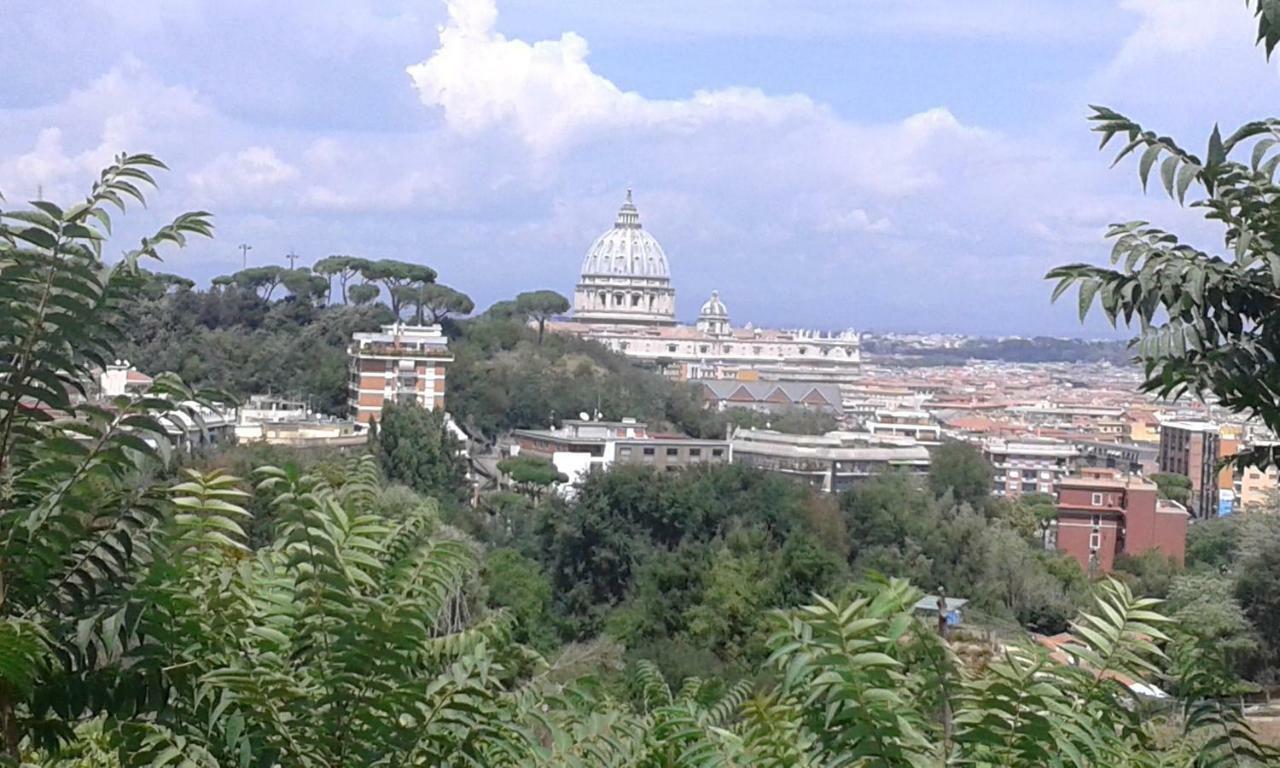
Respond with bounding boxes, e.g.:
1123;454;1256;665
285;250;300;270
238;243;252;268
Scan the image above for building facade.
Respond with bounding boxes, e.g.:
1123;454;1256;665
982;438;1078;498
561;192;862;382
1054;469;1188;572
348;324;453;425
729;428;930;493
1157;421;1220;517
509;419;730;492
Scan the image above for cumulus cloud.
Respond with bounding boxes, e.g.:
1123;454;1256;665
406;0;821;151
188;147;299;200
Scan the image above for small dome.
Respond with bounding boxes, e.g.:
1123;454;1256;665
700;290;728;318
579;190;670;279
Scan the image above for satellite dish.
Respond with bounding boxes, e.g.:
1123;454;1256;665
579;411;590;421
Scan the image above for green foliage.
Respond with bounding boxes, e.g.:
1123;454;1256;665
1151;472;1192;505
1112;549;1181;598
927;440;993;508
0;154;224;759
497;454;567;500
359;259;436;316
514;290;570;344
230;265;286;300
1049;74;1280;467
372;402;467;502
483;548;557;651
312;254;370;305
347;282;380;306
408;283;475;324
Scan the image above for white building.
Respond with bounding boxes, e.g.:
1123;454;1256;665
561;191;862;382
983;437;1079;498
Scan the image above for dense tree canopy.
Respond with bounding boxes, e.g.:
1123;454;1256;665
373;402;468;502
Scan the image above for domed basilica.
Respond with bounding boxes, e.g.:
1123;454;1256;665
564;191;861;383
572;190;676;325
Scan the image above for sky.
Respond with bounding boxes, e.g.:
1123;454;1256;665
2;0;1279;336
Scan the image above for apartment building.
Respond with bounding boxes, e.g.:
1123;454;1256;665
348;324;453;425
983;438;1078;498
1054;469;1188;572
1158;421;1220;518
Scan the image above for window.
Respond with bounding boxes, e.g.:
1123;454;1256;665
712;448;724;458
1091;492;1103;506
631;293;640;306
689;448;702;457
643;447;655;456
667;344;678;353
699;345;709;354
619;447;633;459
665;465;678;473
666;447;679;457
1091;514;1101;526
1089;531;1101;550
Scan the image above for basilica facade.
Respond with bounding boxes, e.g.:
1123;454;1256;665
561;192;862;383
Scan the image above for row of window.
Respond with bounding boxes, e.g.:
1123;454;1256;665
618;445;725;459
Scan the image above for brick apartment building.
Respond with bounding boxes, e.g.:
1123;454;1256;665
348;324;453;425
1158;421;1220;517
1054;469;1188;572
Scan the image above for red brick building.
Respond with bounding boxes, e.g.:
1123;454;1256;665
1054;469;1188;572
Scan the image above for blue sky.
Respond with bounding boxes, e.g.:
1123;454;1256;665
2;0;1278;336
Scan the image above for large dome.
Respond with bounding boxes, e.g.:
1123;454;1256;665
579;190;670;278
572;190;676;327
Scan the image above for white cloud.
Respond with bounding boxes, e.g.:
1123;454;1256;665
406;0;821;151
188;147;299;200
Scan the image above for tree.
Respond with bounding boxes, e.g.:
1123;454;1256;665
313;254;370;304
372;402;467;500
280;267;329;305
360;259;437;316
927;440;993;508
515;290;570;344
497;454;567;500
1151;472;1192;505
348;282;380;306
418;283;475;324
1048;2;1280;469
232;265;287;301
483;548;556;650
0;154;227;759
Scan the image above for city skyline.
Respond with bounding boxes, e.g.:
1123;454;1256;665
2;0;1278;335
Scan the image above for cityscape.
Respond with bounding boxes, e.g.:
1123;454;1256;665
5;0;1280;764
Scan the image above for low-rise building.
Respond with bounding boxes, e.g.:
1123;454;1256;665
865;409;941;446
509;419;729;492
1073;440;1158;476
697;380;842;414
729;428;930;493
1053;469;1188;572
348;324;452;425
982;438;1078;498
